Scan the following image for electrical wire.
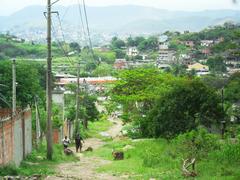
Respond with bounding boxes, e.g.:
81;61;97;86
82;0;98;62
51;18;75;65
77;0;88;46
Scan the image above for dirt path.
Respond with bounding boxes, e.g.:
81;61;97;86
46;106;124;180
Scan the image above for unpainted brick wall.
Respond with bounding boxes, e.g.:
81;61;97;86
0;108;32;166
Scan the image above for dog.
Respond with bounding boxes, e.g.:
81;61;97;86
85;147;93;152
64;148;74;155
112;149;124;160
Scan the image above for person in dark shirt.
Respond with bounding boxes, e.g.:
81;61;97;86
75;133;84;153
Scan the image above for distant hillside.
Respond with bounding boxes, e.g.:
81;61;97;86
0;5;239;40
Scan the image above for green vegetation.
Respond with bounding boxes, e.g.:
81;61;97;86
0;144;78;176
82;115;113;139
112;68;224;138
64;84;99;130
0;60;45;108
0;34;62;60
88;128;240;179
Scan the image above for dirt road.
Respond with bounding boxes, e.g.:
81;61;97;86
46;114;123;180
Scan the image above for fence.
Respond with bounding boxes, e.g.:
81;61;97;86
53;121;74;144
0;108;32;166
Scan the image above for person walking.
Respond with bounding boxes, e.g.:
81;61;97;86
62;136;70;149
75;133;84;152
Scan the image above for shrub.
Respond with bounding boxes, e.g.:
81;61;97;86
0;164;18;176
211;138;240;164
173;128;220;159
122;123;142;139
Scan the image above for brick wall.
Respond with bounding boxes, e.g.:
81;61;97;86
0;108;32;166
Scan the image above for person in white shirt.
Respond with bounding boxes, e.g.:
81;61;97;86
62;136;70;149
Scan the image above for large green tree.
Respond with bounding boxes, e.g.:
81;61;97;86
0;60;45;108
112;68;224;138
146;79;223;138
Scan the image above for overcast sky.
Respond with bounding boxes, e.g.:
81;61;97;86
0;0;239;16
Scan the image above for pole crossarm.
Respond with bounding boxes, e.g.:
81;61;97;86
51;0;61;6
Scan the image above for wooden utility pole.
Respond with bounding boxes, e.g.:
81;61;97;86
12;58;16;116
46;0;53;160
75;61;80;134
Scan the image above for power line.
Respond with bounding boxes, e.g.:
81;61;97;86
51;18;75;65
82;0;96;61
77;0;88;46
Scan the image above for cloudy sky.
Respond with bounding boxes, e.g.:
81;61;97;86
0;0;239;16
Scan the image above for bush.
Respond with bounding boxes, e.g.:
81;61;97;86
173;128;220;159
0;164;18;176
122;123;142;139
211;138;240;164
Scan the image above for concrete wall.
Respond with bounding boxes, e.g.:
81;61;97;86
24;111;32;155
0;108;32;166
13;118;23;166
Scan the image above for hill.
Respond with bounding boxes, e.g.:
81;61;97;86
0;5;239;41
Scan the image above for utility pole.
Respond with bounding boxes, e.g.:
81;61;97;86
46;0;53;160
35;97;41;149
12;58;16;116
75;61;80;134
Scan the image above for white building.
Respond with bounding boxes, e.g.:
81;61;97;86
157;50;176;64
127;47;139;57
159;42;169;50
201;40;214;47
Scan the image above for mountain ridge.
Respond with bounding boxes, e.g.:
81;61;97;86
0;5;239;41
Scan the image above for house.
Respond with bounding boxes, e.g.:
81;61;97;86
156;63;171;71
179;54;193;65
159;42;169;50
55;77;117;90
214;37;224;44
201;48;211;56
187;63;210;76
184;41;194;48
157;50;176;65
201;40;214;47
114;59;128;69
159;35;169;50
128;60;155;68
127;47;139;57
225;50;240;69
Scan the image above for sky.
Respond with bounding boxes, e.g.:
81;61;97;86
0;0;239;16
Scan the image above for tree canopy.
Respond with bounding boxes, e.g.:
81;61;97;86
0;60;45;108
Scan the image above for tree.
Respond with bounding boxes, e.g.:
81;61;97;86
146;79;223;138
65;83;99;130
112;68;224;138
93;63;114;77
112;68;175;123
69;42;81;53
0;60;45;108
207;56;227;73
126;37;136;47
224;72;240;103
111;37;126;49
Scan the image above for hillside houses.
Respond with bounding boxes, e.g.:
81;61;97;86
187;63;210;76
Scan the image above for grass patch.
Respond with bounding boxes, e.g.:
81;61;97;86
81;115;113;139
88;139;182;179
0;143;78;177
88;138;240;180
